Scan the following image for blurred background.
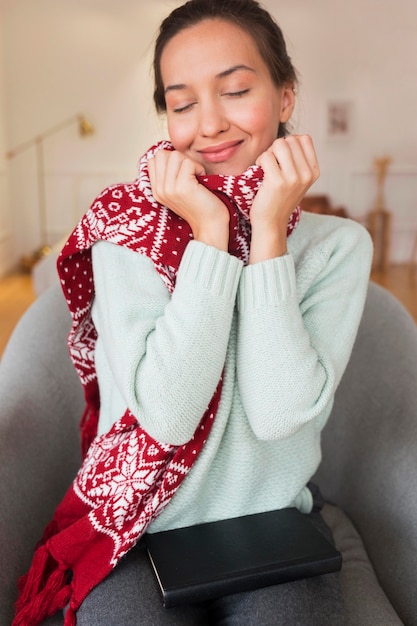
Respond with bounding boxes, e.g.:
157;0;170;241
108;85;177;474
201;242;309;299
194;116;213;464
0;0;416;344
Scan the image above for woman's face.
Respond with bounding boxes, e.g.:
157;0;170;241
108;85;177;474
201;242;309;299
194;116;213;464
160;19;295;176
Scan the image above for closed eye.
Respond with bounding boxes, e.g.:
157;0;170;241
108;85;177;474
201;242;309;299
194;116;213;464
225;89;250;98
172;102;196;113
172;89;250;113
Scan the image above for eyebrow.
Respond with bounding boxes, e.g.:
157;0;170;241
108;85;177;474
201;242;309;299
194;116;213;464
164;64;255;95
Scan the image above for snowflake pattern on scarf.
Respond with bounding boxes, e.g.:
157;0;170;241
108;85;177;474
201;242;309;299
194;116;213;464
13;141;301;626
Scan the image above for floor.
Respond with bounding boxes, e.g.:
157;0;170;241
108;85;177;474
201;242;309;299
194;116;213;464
0;264;416;358
0;272;35;357
370;264;417;322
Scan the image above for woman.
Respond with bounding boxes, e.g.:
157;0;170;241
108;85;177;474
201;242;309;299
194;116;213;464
15;1;372;624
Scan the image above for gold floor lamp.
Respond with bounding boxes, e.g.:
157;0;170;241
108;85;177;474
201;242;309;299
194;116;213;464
5;113;94;269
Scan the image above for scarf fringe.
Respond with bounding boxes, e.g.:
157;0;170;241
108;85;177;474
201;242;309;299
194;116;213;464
64;606;77;626
13;544;71;626
13;144;302;624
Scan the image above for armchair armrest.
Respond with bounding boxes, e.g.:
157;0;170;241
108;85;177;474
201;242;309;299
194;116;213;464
315;282;417;624
0;284;83;626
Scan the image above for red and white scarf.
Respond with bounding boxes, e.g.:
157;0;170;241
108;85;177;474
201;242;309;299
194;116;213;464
13;141;301;626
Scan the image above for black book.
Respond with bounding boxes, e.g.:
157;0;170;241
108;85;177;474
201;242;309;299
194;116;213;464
145;507;342;608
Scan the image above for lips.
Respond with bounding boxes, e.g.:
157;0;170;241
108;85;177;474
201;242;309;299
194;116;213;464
198;140;243;163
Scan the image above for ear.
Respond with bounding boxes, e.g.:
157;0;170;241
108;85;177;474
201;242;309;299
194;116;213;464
279;83;296;123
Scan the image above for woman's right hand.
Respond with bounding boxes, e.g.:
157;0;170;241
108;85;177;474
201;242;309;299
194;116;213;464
148;149;230;251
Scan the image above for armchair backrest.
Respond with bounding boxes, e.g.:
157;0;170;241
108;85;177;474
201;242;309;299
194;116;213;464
1;280;416;625
316;281;417;625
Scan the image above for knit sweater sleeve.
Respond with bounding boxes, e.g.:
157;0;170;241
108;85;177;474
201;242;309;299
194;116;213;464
236;217;373;440
91;239;242;445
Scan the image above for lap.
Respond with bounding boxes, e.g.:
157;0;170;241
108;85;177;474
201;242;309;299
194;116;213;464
75;510;345;626
75;542;209;626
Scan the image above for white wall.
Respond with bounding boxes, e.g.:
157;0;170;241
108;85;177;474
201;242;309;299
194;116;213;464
270;0;417;264
1;0;416;275
2;0;173;273
0;12;14;274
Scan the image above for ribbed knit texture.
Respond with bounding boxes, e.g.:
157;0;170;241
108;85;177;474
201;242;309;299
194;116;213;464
14;141;302;626
14;137;372;625
92;211;373;532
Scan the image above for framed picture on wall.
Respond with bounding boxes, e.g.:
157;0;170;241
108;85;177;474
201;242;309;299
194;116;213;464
326;100;353;140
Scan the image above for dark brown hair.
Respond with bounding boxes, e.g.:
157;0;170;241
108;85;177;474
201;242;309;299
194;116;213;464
153;0;297;137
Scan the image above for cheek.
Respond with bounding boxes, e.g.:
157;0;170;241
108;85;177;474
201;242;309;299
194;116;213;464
256;102;280;136
236;102;279;143
167;117;194;152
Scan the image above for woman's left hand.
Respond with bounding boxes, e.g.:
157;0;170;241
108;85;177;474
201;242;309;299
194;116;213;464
249;135;319;263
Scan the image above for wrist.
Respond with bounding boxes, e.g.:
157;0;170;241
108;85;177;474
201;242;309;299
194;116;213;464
249;224;287;264
192;216;230;251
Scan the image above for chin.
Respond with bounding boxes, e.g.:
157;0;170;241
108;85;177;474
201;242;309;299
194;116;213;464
205;161;253;177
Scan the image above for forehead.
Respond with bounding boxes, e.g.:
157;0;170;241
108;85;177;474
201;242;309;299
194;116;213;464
160;19;267;84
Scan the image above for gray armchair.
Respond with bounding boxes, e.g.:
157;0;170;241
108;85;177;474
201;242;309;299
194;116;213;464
1;282;416;626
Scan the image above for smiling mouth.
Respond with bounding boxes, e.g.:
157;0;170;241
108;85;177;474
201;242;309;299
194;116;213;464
198;141;243;163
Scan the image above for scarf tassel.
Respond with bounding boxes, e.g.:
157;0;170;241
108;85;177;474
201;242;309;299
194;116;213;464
13;544;71;626
64;606;77;626
12;142;302;624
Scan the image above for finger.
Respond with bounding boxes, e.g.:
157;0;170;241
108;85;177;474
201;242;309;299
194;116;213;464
272;136;318;186
151;150;184;204
266;138;299;183
255;149;284;178
280;137;310;184
281;135;319;179
150;150;208;211
163;150;185;198
148;152;167;203
296;135;320;181
178;156;206;182
147;154;160;201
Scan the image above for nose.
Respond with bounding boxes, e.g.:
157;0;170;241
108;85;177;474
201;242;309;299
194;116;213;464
198;98;229;137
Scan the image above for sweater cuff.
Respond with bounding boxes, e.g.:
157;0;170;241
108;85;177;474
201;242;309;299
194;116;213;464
177;240;243;300
238;254;297;310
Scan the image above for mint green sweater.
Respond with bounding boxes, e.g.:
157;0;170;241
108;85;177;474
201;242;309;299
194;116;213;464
91;212;372;532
